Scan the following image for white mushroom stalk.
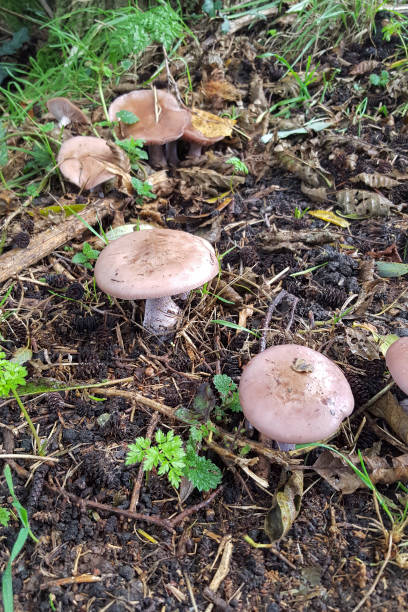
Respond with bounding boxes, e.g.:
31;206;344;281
143;296;180;336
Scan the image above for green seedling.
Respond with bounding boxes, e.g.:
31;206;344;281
2;465;38;612
0;507;11;527
213;374;242;417
369;70;389;88
130;178;156;200
294;206;310;219
226;157;249;175
0;351;45;455
115;136;148;169
126;427;221;492
71;242;100;271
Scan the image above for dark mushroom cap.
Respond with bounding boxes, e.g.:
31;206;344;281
385;337;408;394
108;90;189;145
47;97;90;125
57;136;120;190
239;344;354;443
94;229;219;299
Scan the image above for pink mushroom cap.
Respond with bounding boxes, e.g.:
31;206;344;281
94;228;219;299
239;344;354;444
385;337;408;395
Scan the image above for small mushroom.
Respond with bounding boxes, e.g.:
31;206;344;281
239;344;354;448
47;97;90;127
108;90;189;168
385;337;408;395
57;136;126;190
94;228;219;336
183;109;234;159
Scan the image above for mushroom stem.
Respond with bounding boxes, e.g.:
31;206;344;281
187;141;203;159
165;141;180;166
148;145;168;168
143;296;180;336
276;441;296;451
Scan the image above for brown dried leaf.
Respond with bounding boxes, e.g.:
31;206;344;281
336;189;392;217
314;446;408;494
345;327;381;360
264;471;303;542
350;172;399;189
190;109;235;139
275;150;321;186
350;60;380;75
369;391;408;444
300;183;328;203
178;167;245;198
260;226;338;252
202;80;241;102
269;75;300;98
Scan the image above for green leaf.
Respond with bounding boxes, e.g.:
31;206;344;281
0;121;8;167
82;242;100;260
0;27;29;57
0;507;10;527
184;453;222;491
144;447;160;471
211;319;260;337
155;429;166;444
2;527;29;612
0;352;27;396
131;177;156;199
71;253;89;265
376;261;408;278
115;110;139;124
213;374;237;401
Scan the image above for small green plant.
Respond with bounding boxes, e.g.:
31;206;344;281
115;136;148;168
126;427;222;492
1;464;38;612
0;507;11;527
71;242;100;270
369;70;389;88
213;374;242;414
226;157;249;175
0;351;45;454
130;177;156;200
294;206;310;219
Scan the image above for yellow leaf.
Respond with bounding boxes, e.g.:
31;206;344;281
308;209;350;228
191;109;234;139
35;204;87;217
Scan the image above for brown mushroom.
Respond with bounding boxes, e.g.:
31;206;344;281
47;97;90;127
57;136;126;191
94;228;219;336
108;89;189;168
239;344;354;448
183;109;234;159
385;337;408;395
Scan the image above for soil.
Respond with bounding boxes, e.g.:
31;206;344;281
1;7;408;612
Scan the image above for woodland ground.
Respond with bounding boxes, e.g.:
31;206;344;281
1;2;408;611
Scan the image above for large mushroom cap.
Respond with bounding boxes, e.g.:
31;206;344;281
58;136;120;190
108;90;189;145
239;344;354;444
94;229;219;299
385;337;408;394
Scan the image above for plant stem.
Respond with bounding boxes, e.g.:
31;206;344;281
12;388;45;456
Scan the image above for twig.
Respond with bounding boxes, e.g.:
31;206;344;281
259;290;298;352
129;412;159;512
0;453;58;462
205;535;234;612
351;533;393;612
170;487;223;527
46;484;176;533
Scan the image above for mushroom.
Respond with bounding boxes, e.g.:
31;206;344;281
57;136;127;191
94;228;219;336
385;337;408;394
108;90;189;168
47;97;90;127
239;344;354;449
183;109;234;159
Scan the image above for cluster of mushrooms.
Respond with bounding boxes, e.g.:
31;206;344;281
48;89;233;191
48;90;408;450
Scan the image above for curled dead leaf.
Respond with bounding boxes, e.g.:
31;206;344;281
350;172;399;189
336;189;392;217
264;470;303;542
190;109;234;139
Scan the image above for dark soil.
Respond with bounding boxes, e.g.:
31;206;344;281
1;9;408;612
